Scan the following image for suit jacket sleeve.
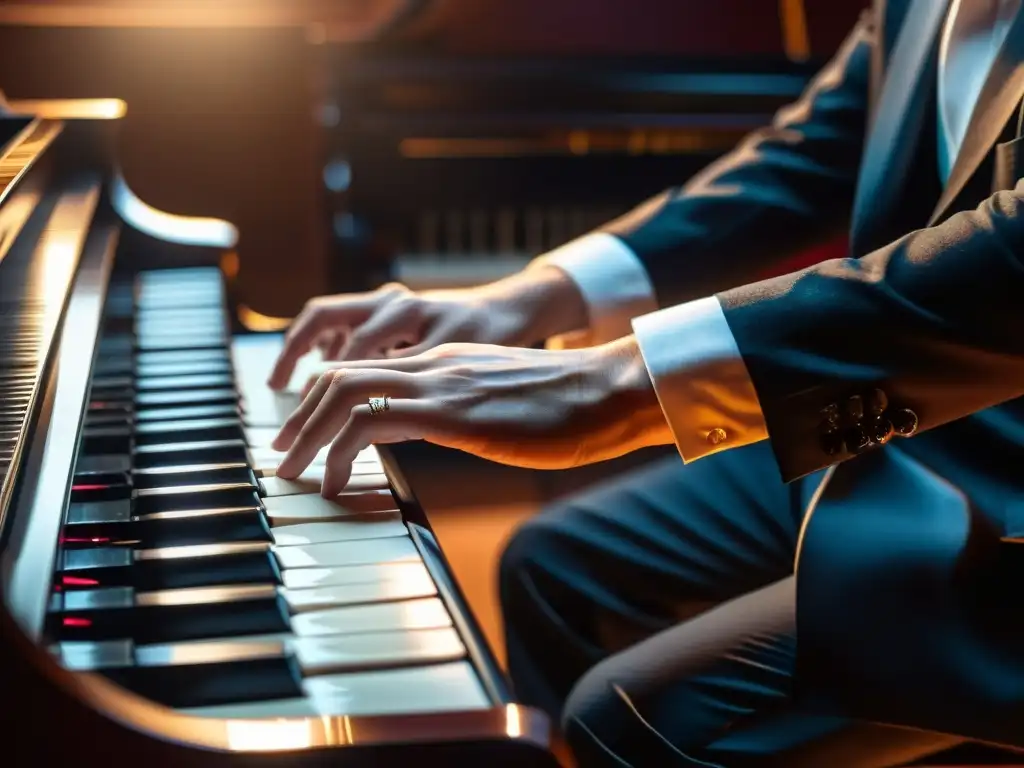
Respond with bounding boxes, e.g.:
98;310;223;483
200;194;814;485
601;11;875;308
720;182;1024;481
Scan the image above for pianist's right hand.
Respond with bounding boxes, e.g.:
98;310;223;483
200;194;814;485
267;265;587;390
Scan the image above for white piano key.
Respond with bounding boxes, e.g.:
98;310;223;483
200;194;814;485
289;597;452;637
231;334;327;397
240;390;299;428
244;426;284;448
270;517;406;547
280;561;431;591
248;445;381;476
263;492;396;523
138;627;465;678
181;661;488;719
303;661;489;715
249;444;330;473
281;571;437;612
290;628;465;675
182;696;319;719
274;536;420;569
251;444;380;468
260;471;387;498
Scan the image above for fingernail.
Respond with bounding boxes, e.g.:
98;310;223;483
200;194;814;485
321;481;337;498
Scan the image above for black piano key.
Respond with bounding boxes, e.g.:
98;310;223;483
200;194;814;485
134;403;240;423
75;454;131;475
132;463;254;489
71;481;131;503
135;388;238;408
72;471;131;490
135;349;229;367
135;373;235;392
81;425;131;455
55;585;290;644
93;357;134;377
67;499;131;526
135;359;232;379
135;336;226;353
66;495;270;549
133;439;250;468
98;335;134;357
134;417;243;446
136;324;226;340
85;411;134;428
92;375;134;390
102;640;303;709
133;484;260;513
60;543;281;591
134;308;225;324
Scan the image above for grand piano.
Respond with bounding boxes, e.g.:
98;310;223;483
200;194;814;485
0;97;557;765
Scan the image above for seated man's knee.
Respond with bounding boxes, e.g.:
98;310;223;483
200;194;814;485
562;663;654;767
563;662;709;768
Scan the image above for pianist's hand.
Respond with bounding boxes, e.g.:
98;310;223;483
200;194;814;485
271;335;672;497
266;266;587;391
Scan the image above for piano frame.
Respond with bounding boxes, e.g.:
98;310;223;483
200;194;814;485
0;100;558;766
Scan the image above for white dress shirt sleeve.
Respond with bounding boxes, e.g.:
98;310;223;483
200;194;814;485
632;297;768;463
528;233;658;349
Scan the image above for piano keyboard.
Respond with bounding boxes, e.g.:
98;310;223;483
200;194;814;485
48;266;494;719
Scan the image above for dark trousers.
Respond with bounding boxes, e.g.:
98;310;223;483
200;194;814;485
498;442;963;767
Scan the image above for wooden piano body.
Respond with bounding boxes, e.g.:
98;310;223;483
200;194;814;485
0;97;557;766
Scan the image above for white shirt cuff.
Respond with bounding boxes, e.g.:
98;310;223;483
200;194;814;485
632;297;768;463
530;233;657;349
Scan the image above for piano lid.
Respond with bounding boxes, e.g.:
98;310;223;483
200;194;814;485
0;118;98;541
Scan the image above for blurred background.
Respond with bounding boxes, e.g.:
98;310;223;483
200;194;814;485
0;0;863;317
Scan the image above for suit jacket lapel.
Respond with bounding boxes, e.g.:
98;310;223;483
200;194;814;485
850;0;948;256
929;8;1024;226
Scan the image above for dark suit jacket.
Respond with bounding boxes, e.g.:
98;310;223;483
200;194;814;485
601;0;1024;750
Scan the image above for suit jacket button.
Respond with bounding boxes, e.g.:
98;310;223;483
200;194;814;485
867;388;888;416
890;408;919;437
845;395;864;421
820;427;844;456
843;425;870;453
868;415;894;445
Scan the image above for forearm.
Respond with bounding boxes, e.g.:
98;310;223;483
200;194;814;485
602;12;874;307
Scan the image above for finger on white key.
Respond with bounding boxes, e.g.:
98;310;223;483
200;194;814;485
261;472;389;497
274;536;419;569
280;561;430;591
263;492;396;523
289;597;452;637
270;517;406;547
250;445;381;475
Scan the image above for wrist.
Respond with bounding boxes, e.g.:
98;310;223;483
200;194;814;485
601;336;674;449
482;265;588;346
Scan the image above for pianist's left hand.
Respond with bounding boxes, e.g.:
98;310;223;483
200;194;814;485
271;335;672;496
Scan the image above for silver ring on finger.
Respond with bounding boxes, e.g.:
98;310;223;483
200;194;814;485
368;395;391;415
